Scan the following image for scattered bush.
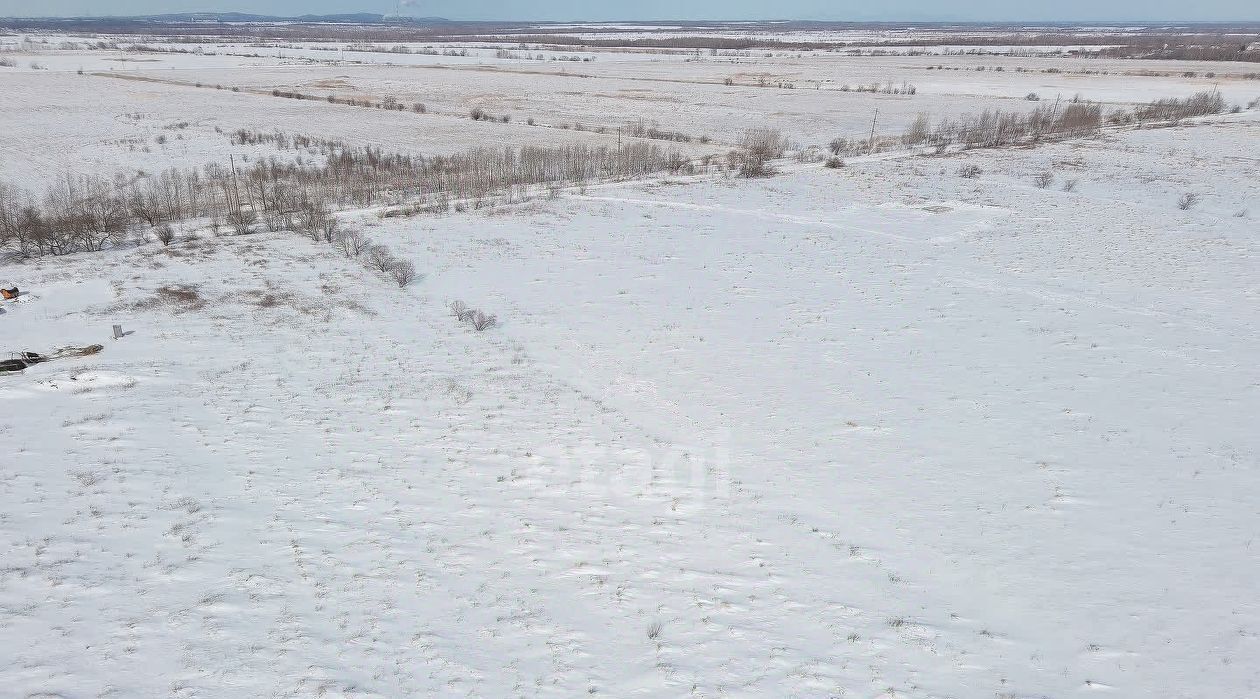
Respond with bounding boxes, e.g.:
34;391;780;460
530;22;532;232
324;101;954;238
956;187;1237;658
902;113;931;145
226;207;258;236
1034;171;1055;189
334;228;369;258
824;157;845;169
388;258;418;287
450;300;474;322
450;301;496;331
470;310;497;331
154;223;176;246
736;127;788;177
1061;178;1079;192
365;244;395;273
1177;192;1200;210
958;164;982;178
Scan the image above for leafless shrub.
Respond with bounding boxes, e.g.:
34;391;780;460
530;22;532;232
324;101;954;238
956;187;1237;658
902;113;931;145
742;127;788;160
450;300;473;322
1177;192;1200;210
1061;179;1079;192
449;300;496;330
958;164;981;178
647;622;663;640
1026;92;1040;101
735;127;787;178
470;310;497;331
334;228;369;257
1034;171;1055;189
154;223;176;245
365;244;395;273
293;198;338;242
388;258;418;287
824;157;845;169
226;207;257;236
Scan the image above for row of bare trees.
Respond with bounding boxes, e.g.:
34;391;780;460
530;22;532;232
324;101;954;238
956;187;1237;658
896;91;1228;152
900;101;1105;150
0;139;687;259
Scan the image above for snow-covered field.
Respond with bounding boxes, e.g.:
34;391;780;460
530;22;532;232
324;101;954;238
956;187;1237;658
2;25;1259;699
3;37;1258;185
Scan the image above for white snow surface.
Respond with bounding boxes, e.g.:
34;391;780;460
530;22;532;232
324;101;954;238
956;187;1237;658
1;112;1258;697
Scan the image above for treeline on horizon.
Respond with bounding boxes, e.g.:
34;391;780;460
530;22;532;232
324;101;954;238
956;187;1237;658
1;16;1257;59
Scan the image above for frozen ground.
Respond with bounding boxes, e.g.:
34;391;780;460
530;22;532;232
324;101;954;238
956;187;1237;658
1;107;1257;697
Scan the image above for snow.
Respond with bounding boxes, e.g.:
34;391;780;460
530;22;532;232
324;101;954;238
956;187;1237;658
4;36;1257;189
2;105;1257;697
3;24;1260;698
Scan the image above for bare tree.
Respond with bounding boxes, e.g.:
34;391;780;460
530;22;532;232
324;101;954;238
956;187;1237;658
365;244;395;273
388;258;418;287
334;228;368;258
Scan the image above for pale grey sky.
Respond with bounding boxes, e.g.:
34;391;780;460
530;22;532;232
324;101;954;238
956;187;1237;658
0;0;1255;21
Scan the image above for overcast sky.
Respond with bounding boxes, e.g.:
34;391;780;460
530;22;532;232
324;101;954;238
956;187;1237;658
0;0;1255;21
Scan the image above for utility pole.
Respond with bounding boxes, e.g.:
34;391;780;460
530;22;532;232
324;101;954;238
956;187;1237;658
229;154;241;211
868;108;879;153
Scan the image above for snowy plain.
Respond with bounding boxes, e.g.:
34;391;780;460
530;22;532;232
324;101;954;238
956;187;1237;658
1;26;1259;699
